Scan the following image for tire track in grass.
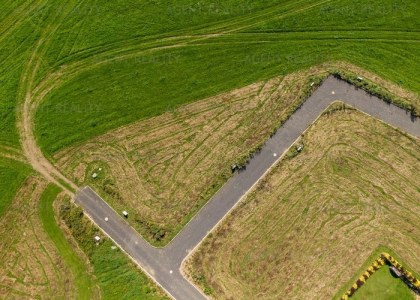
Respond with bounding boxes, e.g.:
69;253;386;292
29;0;336;125
17;1;82;192
188;110;419;299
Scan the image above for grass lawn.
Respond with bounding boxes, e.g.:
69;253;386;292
352;266;414;300
39;184;98;299
186;107;420;299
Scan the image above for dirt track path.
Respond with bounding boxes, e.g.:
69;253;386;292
16;2;82;193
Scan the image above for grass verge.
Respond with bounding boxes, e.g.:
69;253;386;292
39;184;98;299
59;197;169;300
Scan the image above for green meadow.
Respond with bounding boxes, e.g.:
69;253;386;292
28;0;419;154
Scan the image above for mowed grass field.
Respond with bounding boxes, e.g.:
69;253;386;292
0;168;167;299
0;1;419;299
0;125;163;296
0;147;87;298
38;184;99;299
52;65;327;245
186;106;420;299
58;196;169;300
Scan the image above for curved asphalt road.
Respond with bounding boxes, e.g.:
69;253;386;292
75;76;419;300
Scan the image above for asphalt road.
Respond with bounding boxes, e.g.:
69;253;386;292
75;76;419;300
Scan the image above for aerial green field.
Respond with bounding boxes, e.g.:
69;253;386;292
7;0;417;248
0;1;419;299
50;61;419;246
52;66;326;245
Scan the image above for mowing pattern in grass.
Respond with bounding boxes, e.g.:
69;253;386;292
0;1;418;297
0;177;77;299
53;63;418;246
186;108;420;299
59;198;169;300
53;66;327;245
0;0;40;147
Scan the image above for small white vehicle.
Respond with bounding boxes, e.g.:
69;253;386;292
122;210;129;218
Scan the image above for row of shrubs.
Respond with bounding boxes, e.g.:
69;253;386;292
340;256;386;299
341;253;420;299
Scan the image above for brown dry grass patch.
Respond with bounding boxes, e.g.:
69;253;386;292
185;108;419;300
